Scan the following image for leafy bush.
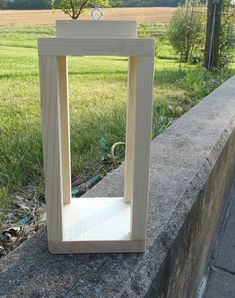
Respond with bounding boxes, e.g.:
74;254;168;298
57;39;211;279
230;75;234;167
152;104;175;138
0;0;50;9
218;0;235;69
168;0;206;63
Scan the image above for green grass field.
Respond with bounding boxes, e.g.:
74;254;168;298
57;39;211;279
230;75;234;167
0;25;234;221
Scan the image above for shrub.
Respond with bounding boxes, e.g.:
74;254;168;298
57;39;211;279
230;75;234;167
168;0;206;63
1;0;50;9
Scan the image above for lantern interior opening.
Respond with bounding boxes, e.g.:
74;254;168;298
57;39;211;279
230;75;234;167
63;56;130;242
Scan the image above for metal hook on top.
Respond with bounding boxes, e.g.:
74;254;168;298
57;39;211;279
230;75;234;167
90;2;104;21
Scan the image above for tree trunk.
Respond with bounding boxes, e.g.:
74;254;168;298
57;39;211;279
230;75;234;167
204;0;222;70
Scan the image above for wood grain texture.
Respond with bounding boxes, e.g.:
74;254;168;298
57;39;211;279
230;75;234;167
38;21;155;252
63;197;131;241
38;55;64;241
49;240;145;254
58;56;71;205
56;20;137;38
38;38;155;57
124;56;137;204
129;56;155;240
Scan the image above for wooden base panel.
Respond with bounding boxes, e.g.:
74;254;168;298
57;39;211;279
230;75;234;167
48;197;146;254
48;240;146;254
63;197;131;242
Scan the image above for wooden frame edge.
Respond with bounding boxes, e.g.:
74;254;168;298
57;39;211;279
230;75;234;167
48;240;146;254
38;36;155;253
38;38;155;57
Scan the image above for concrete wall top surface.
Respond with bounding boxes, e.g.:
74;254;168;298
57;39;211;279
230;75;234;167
0;76;235;297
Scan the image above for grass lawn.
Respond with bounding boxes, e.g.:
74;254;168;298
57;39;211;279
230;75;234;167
0;25;234;228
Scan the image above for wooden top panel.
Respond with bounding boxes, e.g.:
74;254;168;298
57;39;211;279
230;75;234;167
56;20;137;38
38;37;155;56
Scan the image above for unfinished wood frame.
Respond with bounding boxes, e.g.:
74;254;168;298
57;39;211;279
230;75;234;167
38;21;154;254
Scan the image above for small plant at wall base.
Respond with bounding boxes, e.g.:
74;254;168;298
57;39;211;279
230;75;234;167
51;0;120;19
168;0;206;64
183;66;235;99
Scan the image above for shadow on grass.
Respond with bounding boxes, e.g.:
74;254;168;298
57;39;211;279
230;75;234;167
154;68;186;85
0;70;127;81
68;69;127;77
0;72;38;80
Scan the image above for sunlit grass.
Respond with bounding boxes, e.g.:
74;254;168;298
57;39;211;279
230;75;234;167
0;24;234;220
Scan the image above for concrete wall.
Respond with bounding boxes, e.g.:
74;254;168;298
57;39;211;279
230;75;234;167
0;76;235;297
147;127;235;297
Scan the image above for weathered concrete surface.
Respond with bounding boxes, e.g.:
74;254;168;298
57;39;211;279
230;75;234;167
1;76;235;297
205;183;235;297
205;270;235;298
212;188;235;272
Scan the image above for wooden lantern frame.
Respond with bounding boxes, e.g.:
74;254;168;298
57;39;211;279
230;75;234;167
38;20;155;254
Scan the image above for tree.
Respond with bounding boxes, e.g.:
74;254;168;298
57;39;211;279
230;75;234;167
168;0;206;63
0;0;7;9
2;0;50;9
52;0;114;19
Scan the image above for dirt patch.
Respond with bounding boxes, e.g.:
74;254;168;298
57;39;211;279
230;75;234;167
0;7;175;25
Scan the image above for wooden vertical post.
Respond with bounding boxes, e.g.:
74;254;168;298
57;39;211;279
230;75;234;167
124;56;137;204
58;56;71;205
38;55;64;242
129;56;154;241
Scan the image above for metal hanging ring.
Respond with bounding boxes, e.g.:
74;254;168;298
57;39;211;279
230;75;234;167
91;7;104;21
